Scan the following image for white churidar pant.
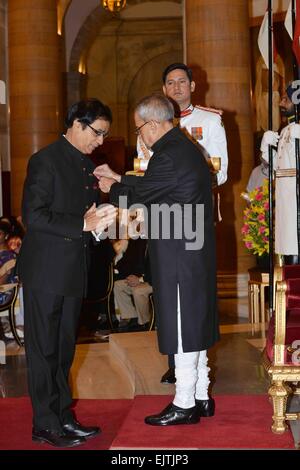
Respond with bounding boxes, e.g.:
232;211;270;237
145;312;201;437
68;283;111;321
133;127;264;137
173;286;210;409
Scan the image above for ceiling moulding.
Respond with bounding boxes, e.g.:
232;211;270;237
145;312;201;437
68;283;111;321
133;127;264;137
249;0;290;19
65;0;181;72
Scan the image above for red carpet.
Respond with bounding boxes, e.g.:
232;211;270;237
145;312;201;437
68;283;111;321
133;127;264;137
0;397;132;450
0;395;295;449
111;395;295;449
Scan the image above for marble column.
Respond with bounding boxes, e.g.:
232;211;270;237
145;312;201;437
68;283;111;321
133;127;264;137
185;0;255;297
8;0;62;215
0;0;9;215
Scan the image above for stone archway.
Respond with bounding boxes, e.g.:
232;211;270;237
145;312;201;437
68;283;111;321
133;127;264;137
64;1;183;143
127;49;182;146
57;0;72;35
84;16;183;141
67;0;182;73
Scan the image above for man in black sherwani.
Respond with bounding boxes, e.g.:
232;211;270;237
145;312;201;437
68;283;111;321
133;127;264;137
18;99;116;446
95;94;219;426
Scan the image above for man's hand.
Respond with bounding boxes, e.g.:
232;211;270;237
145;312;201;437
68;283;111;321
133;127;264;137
99;177;116;193
126;275;141;287
83;203;116;232
290;123;300;140
94;164;121;182
95;204;117;233
83;203;98;231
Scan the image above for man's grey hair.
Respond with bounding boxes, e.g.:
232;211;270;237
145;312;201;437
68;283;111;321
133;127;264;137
135;94;174;123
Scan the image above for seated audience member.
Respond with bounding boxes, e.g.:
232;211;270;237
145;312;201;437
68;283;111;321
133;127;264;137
0;216;24;254
83;237;116;332
0;221;17;296
7;236;22;254
0;220;23;340
113;237;152;331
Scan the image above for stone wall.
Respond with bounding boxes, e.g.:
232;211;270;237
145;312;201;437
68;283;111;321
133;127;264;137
85;17;183;145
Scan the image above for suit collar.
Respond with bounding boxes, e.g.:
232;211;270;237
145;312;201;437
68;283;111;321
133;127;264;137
60;135;87;160
180;104;193;117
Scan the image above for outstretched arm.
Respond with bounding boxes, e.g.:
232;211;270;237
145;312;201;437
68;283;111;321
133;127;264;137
110;152;178;207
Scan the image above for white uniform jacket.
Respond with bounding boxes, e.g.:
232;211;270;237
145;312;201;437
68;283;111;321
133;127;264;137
274;123;298;255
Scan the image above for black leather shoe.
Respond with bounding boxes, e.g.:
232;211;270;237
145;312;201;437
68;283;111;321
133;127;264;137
62;420;101;439
195;397;215;417
118;318;136;332
119;318;149;332
145;402;200;426
32;428;85;448
160;367;176;384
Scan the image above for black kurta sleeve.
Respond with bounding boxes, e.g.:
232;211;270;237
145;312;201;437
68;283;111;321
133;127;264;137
110;152;178;207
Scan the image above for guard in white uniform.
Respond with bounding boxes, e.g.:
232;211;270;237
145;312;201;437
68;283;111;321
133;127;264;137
137;63;228;417
137;72;228;187
177;104;227;185
260;84;300;262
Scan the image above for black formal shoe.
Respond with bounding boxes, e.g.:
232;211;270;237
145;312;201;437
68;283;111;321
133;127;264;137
145;402;200;426
118;318;149;332
133;322;150;331
126;318;142;331
32;428;86;448
62;420;101;439
195;397;215;417
160;367;176;384
118;318;136;332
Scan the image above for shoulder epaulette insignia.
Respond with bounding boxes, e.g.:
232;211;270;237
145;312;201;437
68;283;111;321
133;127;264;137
195;105;223;116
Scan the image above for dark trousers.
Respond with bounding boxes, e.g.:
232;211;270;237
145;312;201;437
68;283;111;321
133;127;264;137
23;286;82;431
168;354;175;368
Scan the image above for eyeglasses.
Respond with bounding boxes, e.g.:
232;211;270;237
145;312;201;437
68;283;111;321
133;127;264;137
134;121;151;135
87;123;108;138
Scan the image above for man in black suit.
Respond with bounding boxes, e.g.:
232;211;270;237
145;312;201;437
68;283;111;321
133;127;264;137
114;237;152;331
18;99;116;447
95;94;219;426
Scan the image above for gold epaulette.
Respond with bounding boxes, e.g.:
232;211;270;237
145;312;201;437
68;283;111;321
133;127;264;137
195;105;223;116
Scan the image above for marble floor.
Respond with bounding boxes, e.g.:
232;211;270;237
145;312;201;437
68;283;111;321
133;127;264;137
0;297;269;399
